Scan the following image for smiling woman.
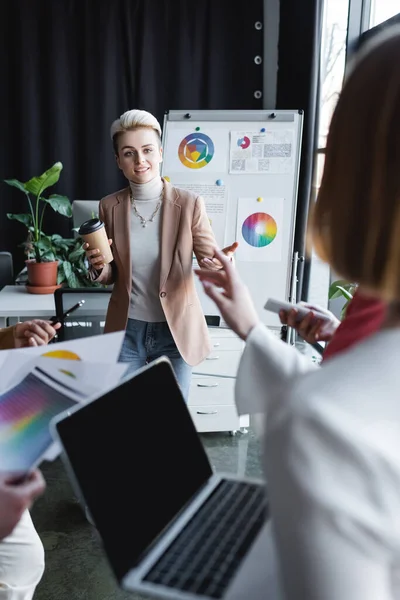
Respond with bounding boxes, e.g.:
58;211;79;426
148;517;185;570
83;109;238;400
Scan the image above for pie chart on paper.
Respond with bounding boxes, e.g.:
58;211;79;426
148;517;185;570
237;136;251;149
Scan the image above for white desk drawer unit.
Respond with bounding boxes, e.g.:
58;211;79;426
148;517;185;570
189;327;249;433
188;405;242;433
195;350;242;377
190;376;235;406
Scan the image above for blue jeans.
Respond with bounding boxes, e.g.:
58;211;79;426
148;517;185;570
118;319;192;402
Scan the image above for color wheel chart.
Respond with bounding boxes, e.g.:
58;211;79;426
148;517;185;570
242;212;277;247
178;132;214;169
236;197;283;263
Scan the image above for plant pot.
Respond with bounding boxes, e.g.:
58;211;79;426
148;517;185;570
26;260;59;293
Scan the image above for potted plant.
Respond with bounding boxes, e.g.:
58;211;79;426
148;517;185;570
5;162;72;294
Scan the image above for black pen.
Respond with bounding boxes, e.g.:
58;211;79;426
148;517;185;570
50;300;85;325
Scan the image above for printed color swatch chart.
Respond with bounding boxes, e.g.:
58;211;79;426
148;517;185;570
0;372;77;471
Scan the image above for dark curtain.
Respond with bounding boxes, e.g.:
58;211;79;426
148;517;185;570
276;0;323;301
1;0;263;271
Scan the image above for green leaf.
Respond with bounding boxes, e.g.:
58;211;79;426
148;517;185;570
329;290;342;300
61;261;79;288
61;260;73;280
335;285;354;301
57;270;66;285
328;279;348;299
44;194;72;217
36;237;53;252
52;241;70;252
4;179;28;193
66;270;80;288
40;250;56;262
24;162;63;195
7;213;33;226
69;246;85;262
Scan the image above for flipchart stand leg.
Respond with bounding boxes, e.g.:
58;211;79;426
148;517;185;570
286;252;300;346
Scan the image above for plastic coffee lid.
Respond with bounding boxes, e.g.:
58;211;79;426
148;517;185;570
78;218;104;235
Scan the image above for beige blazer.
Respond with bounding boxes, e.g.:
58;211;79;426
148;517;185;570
94;179;217;366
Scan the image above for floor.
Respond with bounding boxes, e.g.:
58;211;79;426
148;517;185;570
31;423;264;600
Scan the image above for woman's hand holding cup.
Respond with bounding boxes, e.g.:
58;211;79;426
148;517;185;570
83;239;113;271
79;218;114;271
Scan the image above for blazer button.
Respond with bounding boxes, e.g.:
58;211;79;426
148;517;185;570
160;291;166;298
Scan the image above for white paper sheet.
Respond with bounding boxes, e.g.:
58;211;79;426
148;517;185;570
174;182;228;248
236;198;284;262
163;128;229;174
0;330;125;365
0;354;127;397
230;130;294;174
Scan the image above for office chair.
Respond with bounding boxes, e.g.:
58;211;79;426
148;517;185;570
0;252;14;290
53;287;111;342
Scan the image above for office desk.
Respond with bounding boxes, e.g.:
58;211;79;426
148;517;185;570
0;286;111;329
0;286;56;327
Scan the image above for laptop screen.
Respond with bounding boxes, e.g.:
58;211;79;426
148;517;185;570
54;359;213;581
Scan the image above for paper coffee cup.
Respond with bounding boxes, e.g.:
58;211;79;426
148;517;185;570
79;218;113;264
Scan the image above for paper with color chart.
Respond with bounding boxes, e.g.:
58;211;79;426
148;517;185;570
0;331;126;391
229;130;294;174
0;330;126;365
0;356;127;472
173;182;227;248
162;128;228;174
236;198;284;262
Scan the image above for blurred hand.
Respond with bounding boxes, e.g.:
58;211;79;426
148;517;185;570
200;241;239;271
83;239;113;271
14;320;61;348
195;247;259;340
279;303;340;344
0;470;46;540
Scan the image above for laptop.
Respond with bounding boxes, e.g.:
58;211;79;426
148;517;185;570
51;357;283;599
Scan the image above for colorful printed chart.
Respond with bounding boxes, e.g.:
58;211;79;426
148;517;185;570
0;372;77;471
241;212;277;247
42;349;81;361
178;132;215;169
237;135;251;149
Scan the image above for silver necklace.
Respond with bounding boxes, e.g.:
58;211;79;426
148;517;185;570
130;186;164;228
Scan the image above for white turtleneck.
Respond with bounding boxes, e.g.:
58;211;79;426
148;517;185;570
128;176;166;322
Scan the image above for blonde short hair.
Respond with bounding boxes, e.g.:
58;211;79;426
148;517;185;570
309;26;400;301
110;109;162;153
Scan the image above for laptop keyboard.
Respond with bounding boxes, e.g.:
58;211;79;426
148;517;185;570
144;479;267;598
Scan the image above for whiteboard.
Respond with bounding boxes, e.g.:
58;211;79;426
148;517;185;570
161;110;303;327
